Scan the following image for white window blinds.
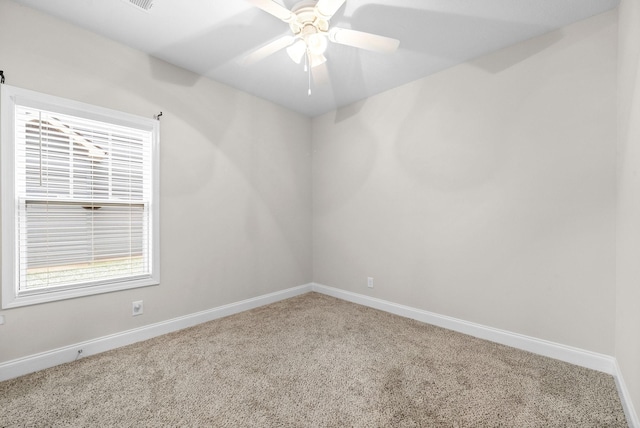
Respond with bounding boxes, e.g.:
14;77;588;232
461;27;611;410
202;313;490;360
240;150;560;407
1;85;159;308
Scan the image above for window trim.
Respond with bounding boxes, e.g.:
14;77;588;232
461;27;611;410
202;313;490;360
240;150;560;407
1;84;160;309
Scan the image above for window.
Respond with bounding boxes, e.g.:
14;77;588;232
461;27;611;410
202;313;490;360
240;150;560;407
1;85;159;308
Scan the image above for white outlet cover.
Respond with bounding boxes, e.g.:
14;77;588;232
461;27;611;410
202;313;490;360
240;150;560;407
132;300;144;316
0;315;4;325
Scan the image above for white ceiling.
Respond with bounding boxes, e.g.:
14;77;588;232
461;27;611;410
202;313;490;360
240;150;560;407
12;0;619;117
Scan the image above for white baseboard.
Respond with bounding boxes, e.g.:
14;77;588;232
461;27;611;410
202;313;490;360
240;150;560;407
613;360;640;428
0;283;312;382
311;283;616;374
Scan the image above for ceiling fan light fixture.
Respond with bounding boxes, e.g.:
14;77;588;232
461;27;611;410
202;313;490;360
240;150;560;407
306;33;328;55
287;39;307;64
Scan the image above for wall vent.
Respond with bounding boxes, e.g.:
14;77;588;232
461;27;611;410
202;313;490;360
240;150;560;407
127;0;154;11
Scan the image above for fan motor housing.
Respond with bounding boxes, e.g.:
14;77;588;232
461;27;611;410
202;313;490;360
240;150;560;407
289;1;329;35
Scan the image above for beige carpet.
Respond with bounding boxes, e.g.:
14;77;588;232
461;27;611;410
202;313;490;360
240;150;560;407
0;292;628;427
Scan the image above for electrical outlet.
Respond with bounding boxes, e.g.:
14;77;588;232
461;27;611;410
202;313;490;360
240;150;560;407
132;300;144;316
0;315;4;325
367;277;374;288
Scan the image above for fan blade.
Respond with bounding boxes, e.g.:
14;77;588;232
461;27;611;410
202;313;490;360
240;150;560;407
311;62;329;85
246;0;294;22
243;35;295;65
329;27;400;53
315;0;346;19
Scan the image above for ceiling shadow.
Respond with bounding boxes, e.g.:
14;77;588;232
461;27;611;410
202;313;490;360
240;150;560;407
325;46;369;122
469;29;564;73
148;8;284;85
350;4;559;70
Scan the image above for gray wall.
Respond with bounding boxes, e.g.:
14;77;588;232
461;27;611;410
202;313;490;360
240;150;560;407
617;0;640;416
312;11;618;355
0;0;312;363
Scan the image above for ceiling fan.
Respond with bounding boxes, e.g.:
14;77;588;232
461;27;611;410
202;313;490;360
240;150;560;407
244;0;400;73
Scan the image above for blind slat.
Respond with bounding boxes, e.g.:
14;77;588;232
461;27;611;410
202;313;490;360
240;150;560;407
15;104;154;292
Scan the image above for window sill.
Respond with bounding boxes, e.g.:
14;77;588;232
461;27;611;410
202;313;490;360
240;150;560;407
1;276;160;309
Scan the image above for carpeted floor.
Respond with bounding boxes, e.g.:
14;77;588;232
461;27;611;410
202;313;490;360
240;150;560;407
0;292;628;427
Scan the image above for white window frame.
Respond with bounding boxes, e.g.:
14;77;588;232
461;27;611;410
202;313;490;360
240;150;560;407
1;85;160;308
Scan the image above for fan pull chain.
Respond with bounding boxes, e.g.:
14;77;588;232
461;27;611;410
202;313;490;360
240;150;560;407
306;51;311;96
